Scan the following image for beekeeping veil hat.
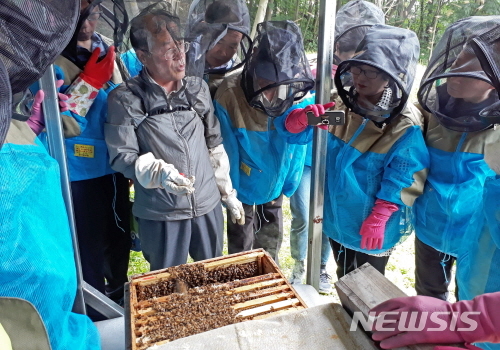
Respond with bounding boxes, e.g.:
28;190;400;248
61;0;129;74
418;16;500;132
334;0;385;64
0;0;80;146
241;20;315;117
185;0;251;77
335;24;420;125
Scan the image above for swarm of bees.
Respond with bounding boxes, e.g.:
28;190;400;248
135;284;252;348
136;261;259;302
133;261;263;349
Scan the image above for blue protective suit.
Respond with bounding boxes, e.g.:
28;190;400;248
213;74;315;205
323;101;429;255
414;113;500;257
38;55;123;182
0;119;100;350
456;176;500;350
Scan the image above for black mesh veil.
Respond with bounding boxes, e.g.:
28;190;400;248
335;24;420;125
418;16;500;132
186;0;251;76
121;1;207;98
471;24;500;125
0;60;12;146
62;0;129;71
334;0;385;64
0;0;80;145
241;21;315;117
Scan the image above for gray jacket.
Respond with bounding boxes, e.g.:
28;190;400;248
105;70;222;221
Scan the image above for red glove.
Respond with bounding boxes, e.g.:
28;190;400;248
285;102;335;133
370;293;500;349
27;80;69;135
359;199;398;250
80;46;116;89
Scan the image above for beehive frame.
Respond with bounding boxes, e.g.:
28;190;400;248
125;249;308;350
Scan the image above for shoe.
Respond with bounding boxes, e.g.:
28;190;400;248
289;260;305;284
319;270;332;293
131;231;142;252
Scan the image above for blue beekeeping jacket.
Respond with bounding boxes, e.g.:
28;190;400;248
456;175;500;350
323;100;429;255
213;74;315;205
414;112;500;257
0;119;100;350
38;55;125;182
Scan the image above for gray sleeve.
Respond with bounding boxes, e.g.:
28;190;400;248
194;79;222;149
104;88;141;179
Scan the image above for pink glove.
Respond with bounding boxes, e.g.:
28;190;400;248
370;292;500;349
27;80;69;135
434;345;482;350
359;199;398;250
285;102;335;133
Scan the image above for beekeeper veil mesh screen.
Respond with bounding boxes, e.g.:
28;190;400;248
418;16;500;132
334;0;385;64
0;0;80;145
241;21;315;117
335;24;420;125
186;0;251;77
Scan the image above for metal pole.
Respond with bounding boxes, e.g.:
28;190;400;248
83;282;124;319
306;0;336;290
39;67;86;315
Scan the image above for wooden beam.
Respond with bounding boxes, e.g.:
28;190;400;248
334;263;466;350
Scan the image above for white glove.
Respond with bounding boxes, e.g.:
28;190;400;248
223;192;245;225
135;152;195;195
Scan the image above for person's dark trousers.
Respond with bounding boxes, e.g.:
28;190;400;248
227;195;284;264
330;238;390;280
71;173;131;308
137;204;224;271
415;237;456;301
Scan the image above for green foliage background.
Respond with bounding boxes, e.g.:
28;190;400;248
245;0;500;62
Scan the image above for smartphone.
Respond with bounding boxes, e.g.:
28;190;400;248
307;110;345;126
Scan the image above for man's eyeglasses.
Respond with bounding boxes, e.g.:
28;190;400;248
85;12;102;22
350;66;382;79
164;42;190;60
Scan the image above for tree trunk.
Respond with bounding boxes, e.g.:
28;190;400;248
250;0;269;39
124;0;140;17
428;0;445;58
265;0;273;21
294;0;301;20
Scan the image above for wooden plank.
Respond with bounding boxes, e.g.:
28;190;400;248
229;279;287;294
134;283;290;312
236;298;302;318
334;263;466;350
232;292;295;311
203;251;264;270
133;272;171;286
250;306;305;320
329;303;380;349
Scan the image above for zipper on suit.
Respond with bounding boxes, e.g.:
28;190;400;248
167;93;196;217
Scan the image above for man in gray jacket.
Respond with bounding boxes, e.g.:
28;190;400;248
105;3;244;270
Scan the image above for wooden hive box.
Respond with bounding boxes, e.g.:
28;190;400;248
125;249;307;350
335;263;466;350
